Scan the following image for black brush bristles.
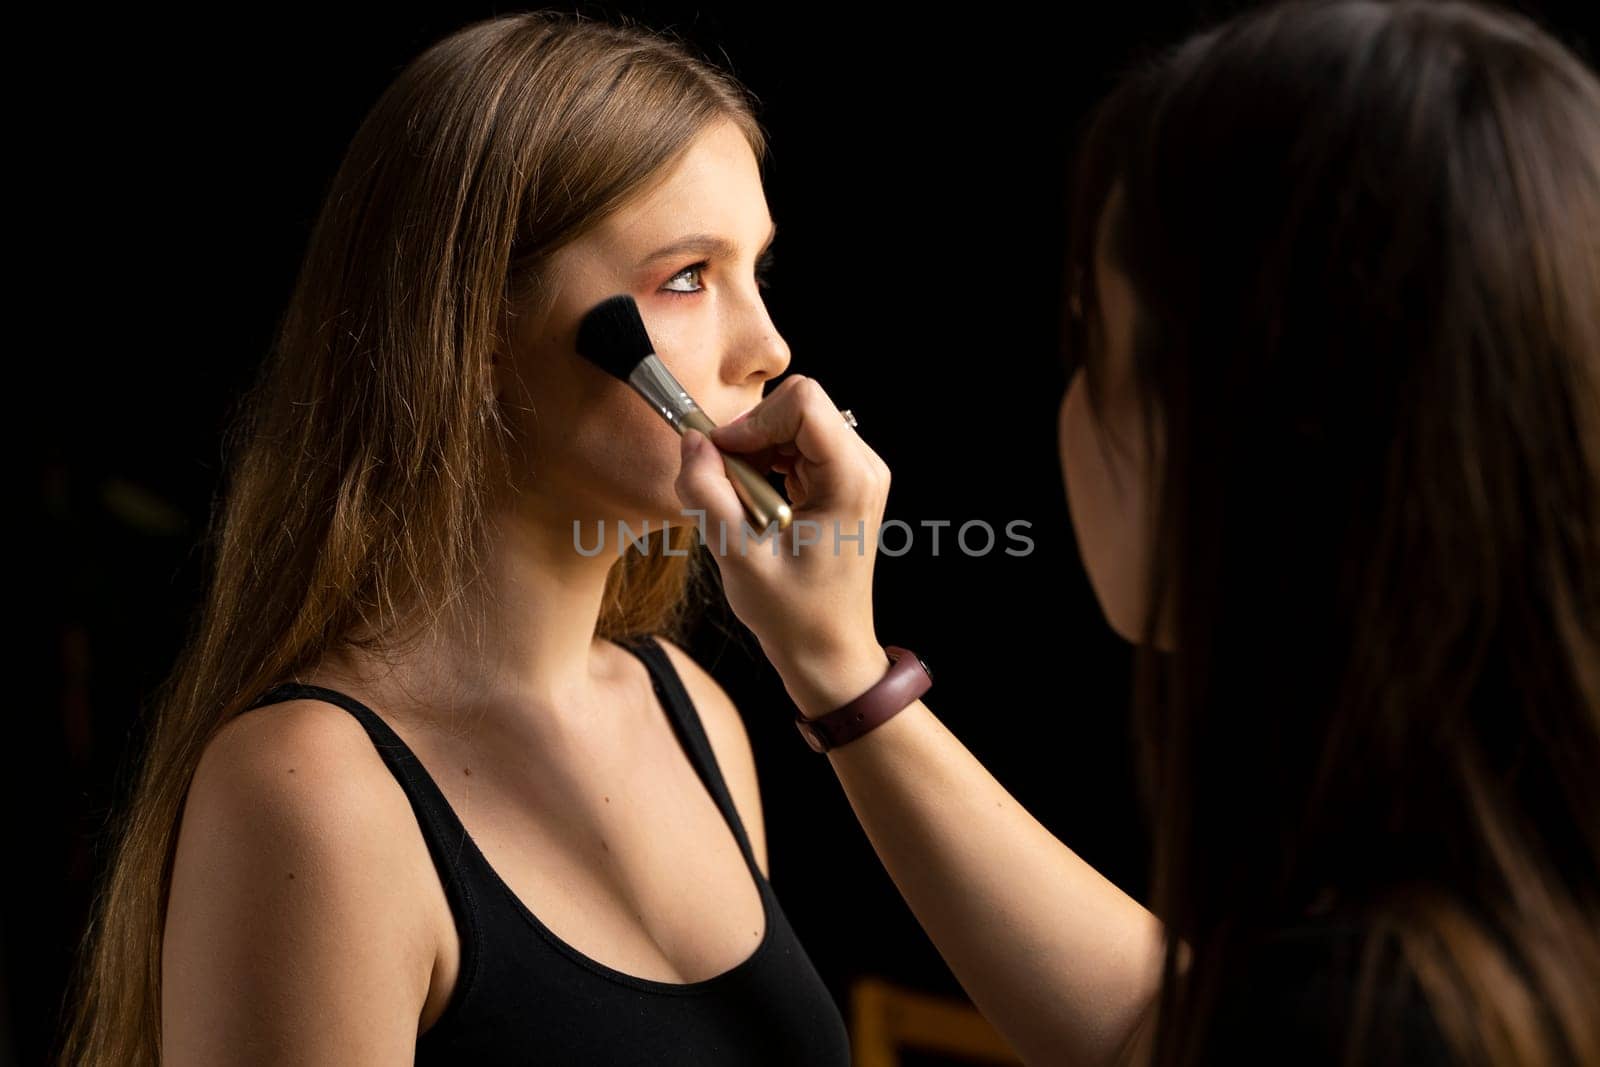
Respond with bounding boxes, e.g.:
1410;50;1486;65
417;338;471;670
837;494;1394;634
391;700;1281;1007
575;294;656;382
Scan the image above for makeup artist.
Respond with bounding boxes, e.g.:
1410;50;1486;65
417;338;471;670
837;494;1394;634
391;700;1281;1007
673;2;1600;1064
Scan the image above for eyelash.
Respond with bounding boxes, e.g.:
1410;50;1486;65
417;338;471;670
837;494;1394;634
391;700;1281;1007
661;250;776;298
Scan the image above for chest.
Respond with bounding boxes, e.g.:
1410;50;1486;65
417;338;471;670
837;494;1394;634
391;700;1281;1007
410;705;768;1030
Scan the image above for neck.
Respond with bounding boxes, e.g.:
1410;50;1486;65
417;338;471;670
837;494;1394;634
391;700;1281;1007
314;499;656;742
459;505;623;702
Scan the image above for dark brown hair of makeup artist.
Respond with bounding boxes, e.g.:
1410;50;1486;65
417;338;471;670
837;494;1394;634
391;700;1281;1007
1064;2;1600;1064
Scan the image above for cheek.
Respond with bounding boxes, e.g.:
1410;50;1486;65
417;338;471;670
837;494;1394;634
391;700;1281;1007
562;387;684;503
1058;371;1149;641
506;352;683;511
506;309;723;515
638;317;723;407
1057;370;1101;504
1058;373;1094;529
1057;377;1074;484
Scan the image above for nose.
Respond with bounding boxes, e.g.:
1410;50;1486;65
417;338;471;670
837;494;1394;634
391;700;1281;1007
722;288;791;387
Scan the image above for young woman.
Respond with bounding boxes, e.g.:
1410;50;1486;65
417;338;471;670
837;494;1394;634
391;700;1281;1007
61;13;850;1065
676;1;1600;1064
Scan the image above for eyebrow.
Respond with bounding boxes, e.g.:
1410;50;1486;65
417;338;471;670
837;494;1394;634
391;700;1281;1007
635;222;778;268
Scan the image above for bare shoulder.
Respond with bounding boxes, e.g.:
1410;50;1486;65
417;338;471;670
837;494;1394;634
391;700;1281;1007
652;637;769;877
184;696;415;841
162;696;438;1064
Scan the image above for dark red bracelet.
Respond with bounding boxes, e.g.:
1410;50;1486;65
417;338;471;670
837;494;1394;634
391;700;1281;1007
793;647;932;753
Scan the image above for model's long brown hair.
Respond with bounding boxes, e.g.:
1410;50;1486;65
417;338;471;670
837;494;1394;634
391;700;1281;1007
1065;2;1600;1063
58;12;765;1064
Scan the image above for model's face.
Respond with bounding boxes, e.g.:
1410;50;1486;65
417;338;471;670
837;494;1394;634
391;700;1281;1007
501;119;789;527
1057;197;1173;649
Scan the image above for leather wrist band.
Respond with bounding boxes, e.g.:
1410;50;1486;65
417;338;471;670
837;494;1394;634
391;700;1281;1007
794;646;933;754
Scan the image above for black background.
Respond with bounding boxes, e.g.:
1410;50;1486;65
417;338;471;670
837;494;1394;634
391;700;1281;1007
21;2;1596;1063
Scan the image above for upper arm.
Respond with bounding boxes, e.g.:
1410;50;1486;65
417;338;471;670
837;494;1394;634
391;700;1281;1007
162;701;436;1065
655;638;769;878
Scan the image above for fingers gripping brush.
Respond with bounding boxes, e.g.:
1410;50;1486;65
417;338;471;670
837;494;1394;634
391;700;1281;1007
575;294;793;533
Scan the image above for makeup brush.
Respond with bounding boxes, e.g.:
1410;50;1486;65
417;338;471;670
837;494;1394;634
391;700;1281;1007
575;294;793;533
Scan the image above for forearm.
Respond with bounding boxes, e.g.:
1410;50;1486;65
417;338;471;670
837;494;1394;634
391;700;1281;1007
787;657;1163;1065
687;373;1164;1061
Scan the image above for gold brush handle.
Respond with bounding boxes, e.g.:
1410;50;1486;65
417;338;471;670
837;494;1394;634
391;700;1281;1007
680;409;793;532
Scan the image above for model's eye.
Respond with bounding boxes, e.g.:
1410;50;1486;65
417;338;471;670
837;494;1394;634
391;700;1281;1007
662;250;777;298
662;262;707;296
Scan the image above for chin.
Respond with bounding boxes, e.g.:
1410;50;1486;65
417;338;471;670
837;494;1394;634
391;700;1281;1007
1086;576;1142;645
1102;603;1177;653
1104;611;1142;647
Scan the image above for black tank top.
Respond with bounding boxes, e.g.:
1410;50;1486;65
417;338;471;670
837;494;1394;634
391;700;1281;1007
242;635;852;1065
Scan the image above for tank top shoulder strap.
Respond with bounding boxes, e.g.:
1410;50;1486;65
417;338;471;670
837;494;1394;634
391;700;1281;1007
615;636;760;867
240;681;483;975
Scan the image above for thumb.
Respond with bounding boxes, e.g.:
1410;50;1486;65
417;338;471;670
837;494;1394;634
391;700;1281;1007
675;430;747;547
